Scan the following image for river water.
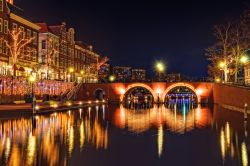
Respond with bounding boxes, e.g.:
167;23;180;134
0;101;249;166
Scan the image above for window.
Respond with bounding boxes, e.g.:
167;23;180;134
27;29;31;39
33;32;37;45
42;40;46;49
20;26;25;38
0;0;3;12
4;20;8;34
0;40;2;53
3;41;7;55
0;18;2;32
12;23;17;31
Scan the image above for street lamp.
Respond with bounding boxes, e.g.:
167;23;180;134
155;61;166;81
240;55;248;64
218;61;225;69
29;75;36;114
109;75;116;82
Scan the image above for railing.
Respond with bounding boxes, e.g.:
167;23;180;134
66;82;82;101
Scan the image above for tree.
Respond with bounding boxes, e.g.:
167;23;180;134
5;28;35;76
230;22;249;83
41;38;59;79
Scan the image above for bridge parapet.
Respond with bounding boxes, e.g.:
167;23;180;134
76;82;214;104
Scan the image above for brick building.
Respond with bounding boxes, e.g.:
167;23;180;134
37;23;59;80
131;69;146;82
0;0;40;76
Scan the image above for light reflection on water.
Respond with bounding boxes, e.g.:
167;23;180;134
0;102;249;166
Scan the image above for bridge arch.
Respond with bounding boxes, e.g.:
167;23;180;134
94;88;106;100
161;83;199;103
120;83;158;103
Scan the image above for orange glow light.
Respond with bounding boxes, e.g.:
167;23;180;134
196;89;203;96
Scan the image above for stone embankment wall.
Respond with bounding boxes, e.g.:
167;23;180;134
213;84;250;112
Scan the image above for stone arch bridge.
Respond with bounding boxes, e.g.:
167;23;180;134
76;82;214;104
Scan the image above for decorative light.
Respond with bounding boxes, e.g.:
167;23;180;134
35;106;39;110
69;68;74;73
29;76;36;82
196;89;203;96
215;78;221;83
119;88;126;95
240;55;248;64
218;61;225;69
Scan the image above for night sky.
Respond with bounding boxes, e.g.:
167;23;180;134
15;0;248;77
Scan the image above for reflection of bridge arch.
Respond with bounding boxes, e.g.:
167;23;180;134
121;83;157;103
161;83;198;102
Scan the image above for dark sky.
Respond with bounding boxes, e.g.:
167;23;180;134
15;0;248;77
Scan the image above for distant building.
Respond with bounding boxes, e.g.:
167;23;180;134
245;61;250;85
113;66;131;82
131;69;146;82
165;73;181;82
98;63;110;83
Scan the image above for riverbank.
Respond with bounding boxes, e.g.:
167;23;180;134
0;100;107;117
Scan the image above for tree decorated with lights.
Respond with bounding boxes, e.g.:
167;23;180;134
42;38;59;79
5;28;35;76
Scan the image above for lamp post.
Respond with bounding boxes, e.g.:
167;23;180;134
218;61;225;83
80;70;84;83
69;67;74;82
155;61;166;82
29;75;36;114
109;75;116;83
240;55;249;85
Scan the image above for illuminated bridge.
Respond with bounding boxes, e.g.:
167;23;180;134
76;82;214;104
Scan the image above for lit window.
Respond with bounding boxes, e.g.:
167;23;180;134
0;0;3;12
0;18;2;32
42;40;46;49
4;20;8;34
3;40;7;54
0;40;2;53
12;23;17;31
20;26;25;38
33;32;37;45
27;29;31;39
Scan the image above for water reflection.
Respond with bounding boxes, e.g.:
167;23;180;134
214;106;250;166
0;103;249;166
114;102;211;134
0;106;108;166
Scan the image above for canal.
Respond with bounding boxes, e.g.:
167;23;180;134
0;101;249;166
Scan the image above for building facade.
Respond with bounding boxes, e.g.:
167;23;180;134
0;0;106;83
165;73;181;82
245;62;250;85
131;69;146;82
0;0;40;76
37;23;59;80
74;42;99;83
98;63;110;83
113;66;132;82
